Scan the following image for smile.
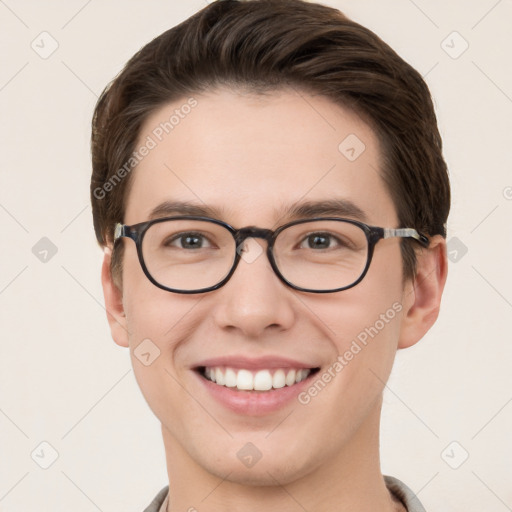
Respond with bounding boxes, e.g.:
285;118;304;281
198;366;319;391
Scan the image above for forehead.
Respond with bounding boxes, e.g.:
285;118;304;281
124;87;397;227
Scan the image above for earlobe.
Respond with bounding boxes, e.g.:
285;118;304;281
398;235;448;349
101;247;130;348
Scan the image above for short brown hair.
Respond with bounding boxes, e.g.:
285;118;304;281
91;0;450;287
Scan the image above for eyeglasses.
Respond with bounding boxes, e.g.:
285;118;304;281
113;216;429;294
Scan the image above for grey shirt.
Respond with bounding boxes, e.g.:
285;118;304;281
143;475;426;512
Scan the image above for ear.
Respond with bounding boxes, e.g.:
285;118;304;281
398;235;448;349
101;247;129;348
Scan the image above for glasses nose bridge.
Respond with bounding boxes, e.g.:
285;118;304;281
234;226;275;248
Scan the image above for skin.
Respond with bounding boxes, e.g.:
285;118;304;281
101;88;447;512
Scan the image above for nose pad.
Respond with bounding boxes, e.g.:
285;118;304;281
236;237;266;265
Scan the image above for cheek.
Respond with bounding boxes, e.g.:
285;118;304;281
299;243;405;407
123;282;198;363
302;240;404;347
121;247;186;341
121;251;199;409
340;244;405;366
123;291;199;427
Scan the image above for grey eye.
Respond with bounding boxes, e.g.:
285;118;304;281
166;232;212;249
299;232;343;250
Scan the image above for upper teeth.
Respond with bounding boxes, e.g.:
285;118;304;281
203;367;311;391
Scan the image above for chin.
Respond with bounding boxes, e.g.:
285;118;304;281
197;447;316;487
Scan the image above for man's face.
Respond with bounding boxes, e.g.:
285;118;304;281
114;88;413;484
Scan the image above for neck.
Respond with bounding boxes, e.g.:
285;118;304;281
161;395;404;512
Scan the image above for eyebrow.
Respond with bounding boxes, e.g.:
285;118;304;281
279;198;368;223
147;198;368;224
148;200;224;220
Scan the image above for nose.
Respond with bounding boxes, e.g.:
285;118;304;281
211;237;296;338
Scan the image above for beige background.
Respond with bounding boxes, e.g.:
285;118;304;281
1;0;511;510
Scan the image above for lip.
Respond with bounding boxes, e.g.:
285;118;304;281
192;355;318;371
192;357;320;416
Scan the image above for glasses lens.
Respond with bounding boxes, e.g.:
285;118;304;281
273;220;369;291
142;219;236;291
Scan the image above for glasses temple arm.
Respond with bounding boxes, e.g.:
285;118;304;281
114;223;125;241
383;227;430;247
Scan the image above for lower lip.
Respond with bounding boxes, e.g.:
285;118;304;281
194;371;315;416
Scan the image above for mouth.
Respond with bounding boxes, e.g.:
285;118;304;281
196;366;321;392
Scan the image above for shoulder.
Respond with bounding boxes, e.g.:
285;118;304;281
384;475;428;512
142;485;169;512
146;479;427;512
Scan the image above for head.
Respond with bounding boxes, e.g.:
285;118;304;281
91;0;449;486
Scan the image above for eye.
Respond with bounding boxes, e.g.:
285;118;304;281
165;232;213;249
299;232;345;250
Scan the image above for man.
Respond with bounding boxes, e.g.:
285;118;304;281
90;1;449;510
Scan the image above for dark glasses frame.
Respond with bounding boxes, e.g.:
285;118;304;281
113;215;429;294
